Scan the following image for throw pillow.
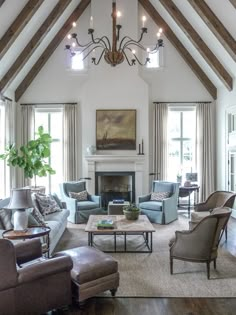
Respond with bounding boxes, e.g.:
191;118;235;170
35;193;61;216
69;190;88;201
150;191;171;201
0;215;5;230
51;193;63;209
0;209;13;230
27;208;46;227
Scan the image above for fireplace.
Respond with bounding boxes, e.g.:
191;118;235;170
85;155;146;204
95;171;135;207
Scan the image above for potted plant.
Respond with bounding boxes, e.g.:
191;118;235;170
123;203;140;220
0;126;55;191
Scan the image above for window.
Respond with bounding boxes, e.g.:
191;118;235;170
71;50;84;70
146;50;160;68
167;108;196;183
34;109;63;194
0;103;6;197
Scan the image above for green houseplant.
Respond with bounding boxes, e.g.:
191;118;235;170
0;126;55;188
123;203;140;220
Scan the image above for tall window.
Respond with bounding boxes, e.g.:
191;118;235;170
34;109;63;194
167;107;196;182
0;103;6;198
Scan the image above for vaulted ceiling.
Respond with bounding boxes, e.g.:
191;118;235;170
0;0;235;102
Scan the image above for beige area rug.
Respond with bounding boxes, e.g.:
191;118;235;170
54;216;236;298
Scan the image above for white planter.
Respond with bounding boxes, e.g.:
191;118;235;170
13;210;28;231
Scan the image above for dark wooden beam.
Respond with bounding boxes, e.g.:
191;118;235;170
0;0;72;93
0;0;5;8
159;0;233;91
228;0;236;9
0;0;44;60
187;0;236;62
15;0;91;102
138;0;217;100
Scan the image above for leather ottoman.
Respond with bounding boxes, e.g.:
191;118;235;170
55;246;119;303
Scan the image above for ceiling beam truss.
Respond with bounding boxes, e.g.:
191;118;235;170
159;0;233;91
0;0;72;93
0;0;44;60
138;0;217;100
187;0;236;62
228;0;236;9
0;0;5;8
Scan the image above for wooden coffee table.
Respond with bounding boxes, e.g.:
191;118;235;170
85;215;155;253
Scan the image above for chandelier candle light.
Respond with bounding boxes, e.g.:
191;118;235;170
65;0;163;67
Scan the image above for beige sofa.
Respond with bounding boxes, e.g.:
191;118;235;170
0;197;69;255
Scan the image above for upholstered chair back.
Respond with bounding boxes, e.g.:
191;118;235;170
62;181;86;197
152;181;176;194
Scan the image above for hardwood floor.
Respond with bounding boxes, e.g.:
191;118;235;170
60;215;236;315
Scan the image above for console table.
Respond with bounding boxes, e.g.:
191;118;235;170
178;186;200;218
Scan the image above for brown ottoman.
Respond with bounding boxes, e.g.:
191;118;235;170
55;246;119;303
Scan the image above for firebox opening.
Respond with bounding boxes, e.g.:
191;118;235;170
95;172;135;208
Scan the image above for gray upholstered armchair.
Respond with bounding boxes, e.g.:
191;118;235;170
59;180;103;223
0;238;73;315
138;181;179;224
169;207;232;279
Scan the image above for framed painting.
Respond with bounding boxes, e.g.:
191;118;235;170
96;109;136;150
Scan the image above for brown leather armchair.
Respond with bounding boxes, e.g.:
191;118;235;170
169;208;231;279
0;238;73;315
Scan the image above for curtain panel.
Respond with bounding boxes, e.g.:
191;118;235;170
63;104;80;181
196;102;216;201
153;103;168;181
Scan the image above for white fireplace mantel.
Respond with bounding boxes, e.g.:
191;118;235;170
85;155;146;203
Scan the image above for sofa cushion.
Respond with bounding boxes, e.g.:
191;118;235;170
0;209;13;229
151;191;171;201
139;201;162;211
69;190;88;201
44;209;69;226
35;193;61;215
51;193;63;209
45;220;61;241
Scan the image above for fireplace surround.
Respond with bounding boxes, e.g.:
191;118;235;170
85;155;145;204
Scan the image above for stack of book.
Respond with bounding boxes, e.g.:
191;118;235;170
113;199;124;204
97;219;114;229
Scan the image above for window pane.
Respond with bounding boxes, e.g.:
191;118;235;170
168;140;181;181
0;105;6;198
183;111;195;138
168;111;181;138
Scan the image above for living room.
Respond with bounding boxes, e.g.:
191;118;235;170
0;0;236;314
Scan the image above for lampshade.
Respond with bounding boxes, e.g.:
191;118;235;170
7;188;33;210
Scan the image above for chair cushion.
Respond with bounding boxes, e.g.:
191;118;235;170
56;246;118;285
139;201;162;211
69;190;88;201
191;211;211;223
151;191;171;201
77;201;100;210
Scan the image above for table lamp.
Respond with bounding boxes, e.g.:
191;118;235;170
7;188;33;231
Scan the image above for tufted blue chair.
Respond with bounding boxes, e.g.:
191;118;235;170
138;181;179;224
59;181;104;223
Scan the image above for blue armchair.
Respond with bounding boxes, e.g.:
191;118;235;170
138;181;179;224
59;181;103;223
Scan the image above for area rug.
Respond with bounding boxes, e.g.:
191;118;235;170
54;216;236;297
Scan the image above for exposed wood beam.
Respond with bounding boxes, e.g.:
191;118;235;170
159;0;233;91
0;0;72;93
138;0;217;100
15;0;91;102
187;0;236;62
228;0;236;9
0;0;5;8
0;0;44;60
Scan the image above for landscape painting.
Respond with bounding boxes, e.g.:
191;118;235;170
96;110;136;150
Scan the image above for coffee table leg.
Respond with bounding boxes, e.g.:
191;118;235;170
124;232;127;252
114;232;117;252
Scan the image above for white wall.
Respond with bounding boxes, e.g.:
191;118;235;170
16;0;213;194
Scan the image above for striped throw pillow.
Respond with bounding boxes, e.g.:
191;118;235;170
151;191;171;201
69;190;88;201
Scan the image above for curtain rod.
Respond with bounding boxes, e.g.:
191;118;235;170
153;101;212;104
20;102;77;105
0;94;13;102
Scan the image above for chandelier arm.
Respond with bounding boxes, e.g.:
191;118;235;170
81;44;105;59
122;51;136;66
93;49;106;65
124;41;148;51
125;47;148;66
90;34;111;50
74;38;95;48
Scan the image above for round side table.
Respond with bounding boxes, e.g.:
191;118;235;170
2;226;51;257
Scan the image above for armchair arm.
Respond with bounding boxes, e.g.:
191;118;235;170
138;194;151;203
15;239;42;265
18;255;73;284
88;193;101;206
194;202;209;212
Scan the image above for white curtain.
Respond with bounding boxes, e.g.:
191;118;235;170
196;102;216;201
153;103;168;180
63;104;79;181
20;105;35;186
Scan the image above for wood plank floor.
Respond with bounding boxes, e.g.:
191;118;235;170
60;214;236;315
